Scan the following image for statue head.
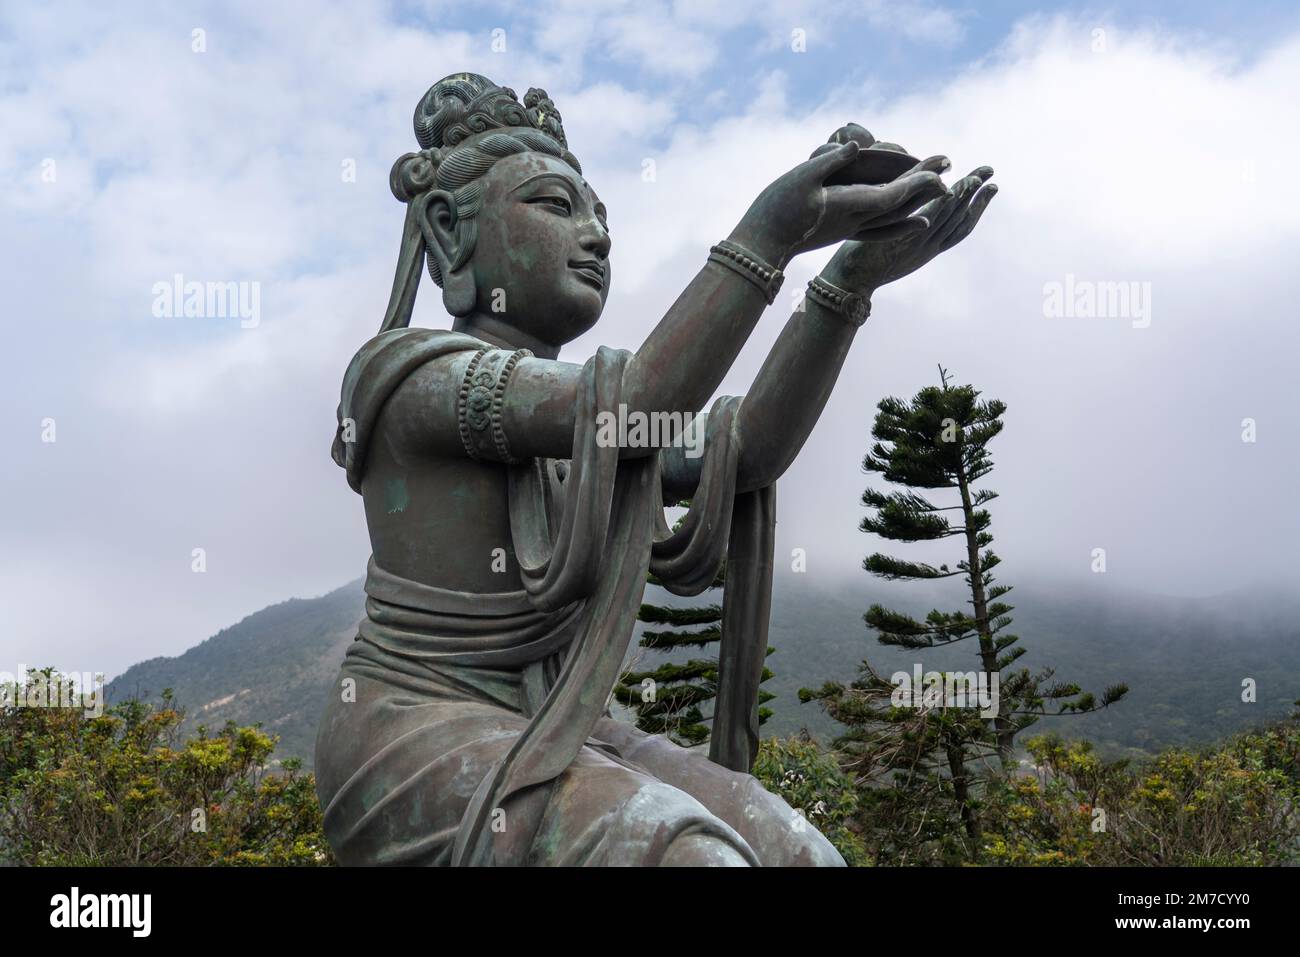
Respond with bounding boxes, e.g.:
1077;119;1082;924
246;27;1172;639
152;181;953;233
381;74;610;355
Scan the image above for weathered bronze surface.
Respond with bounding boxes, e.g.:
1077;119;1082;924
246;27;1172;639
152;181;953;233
315;73;996;866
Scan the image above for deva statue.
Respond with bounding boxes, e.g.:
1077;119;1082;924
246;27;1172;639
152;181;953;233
316;73;996;866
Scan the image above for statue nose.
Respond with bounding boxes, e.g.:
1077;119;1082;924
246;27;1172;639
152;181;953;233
580;221;611;260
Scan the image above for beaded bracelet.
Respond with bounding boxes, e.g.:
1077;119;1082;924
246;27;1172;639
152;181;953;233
806;275;871;327
458;347;533;463
490;349;532;463
708;239;784;305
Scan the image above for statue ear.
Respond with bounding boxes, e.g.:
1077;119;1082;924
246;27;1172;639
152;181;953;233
417;189;476;317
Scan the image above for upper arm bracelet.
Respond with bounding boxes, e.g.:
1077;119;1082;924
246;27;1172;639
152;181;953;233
457;347;533;463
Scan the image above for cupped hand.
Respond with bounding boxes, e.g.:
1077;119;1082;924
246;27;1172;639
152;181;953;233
821;165;998;295
729;127;947;269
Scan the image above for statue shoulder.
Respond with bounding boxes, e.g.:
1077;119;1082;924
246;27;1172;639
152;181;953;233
333;327;487;490
341;328;483;393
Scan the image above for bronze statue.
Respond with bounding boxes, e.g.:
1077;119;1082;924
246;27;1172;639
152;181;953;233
315;73;996;866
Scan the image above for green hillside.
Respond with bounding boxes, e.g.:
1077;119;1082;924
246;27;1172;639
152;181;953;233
106;582;364;769
104;573;1300;768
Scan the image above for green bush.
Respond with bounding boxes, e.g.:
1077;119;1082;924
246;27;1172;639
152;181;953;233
0;670;332;866
760;709;1300;866
753;734;871;866
981;719;1300;866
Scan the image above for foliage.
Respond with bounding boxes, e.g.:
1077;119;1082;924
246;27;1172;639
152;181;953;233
752;734;870;866
0;669;333;866
983;716;1300;866
616;517;774;748
803;367;1125;860
759;709;1300;866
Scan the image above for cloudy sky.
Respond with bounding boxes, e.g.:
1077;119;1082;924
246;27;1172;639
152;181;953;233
3;0;1298;678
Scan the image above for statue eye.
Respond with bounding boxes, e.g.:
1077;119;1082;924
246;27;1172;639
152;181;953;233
530;195;571;215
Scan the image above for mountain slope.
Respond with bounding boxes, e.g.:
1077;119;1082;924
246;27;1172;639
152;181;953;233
107;581;365;768
105;573;1300;768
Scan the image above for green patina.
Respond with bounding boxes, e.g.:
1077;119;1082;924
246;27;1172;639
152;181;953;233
315;70;994;868
384;477;410;514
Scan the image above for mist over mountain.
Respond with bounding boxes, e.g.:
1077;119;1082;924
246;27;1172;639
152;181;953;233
103;570;1300;769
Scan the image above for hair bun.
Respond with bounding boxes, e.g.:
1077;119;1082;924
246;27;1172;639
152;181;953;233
522;88;568;148
389;149;442;202
413;73;569;153
389;75;579;206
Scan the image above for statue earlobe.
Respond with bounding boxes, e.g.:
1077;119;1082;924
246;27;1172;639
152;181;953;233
442;263;477;317
417;190;477;317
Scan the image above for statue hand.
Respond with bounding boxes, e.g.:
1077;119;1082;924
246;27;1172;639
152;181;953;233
729;127;946;270
821;166;997;296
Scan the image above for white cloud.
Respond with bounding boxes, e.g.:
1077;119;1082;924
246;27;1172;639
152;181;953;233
2;7;1297;679
603;6;720;77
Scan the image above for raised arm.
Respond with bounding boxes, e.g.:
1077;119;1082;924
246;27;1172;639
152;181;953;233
660;149;998;499
385;134;946;464
619;142;943;421
730;162;998;492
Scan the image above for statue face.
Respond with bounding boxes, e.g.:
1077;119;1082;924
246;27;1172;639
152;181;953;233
469;151;611;348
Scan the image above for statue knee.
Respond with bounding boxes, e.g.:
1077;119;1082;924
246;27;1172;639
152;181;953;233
736;776;848;867
660;830;754;867
786;823;848;867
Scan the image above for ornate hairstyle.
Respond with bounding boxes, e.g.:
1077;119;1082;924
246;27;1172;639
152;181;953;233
380;74;580;332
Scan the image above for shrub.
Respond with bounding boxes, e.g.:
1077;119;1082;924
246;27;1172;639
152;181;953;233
0;670;332;866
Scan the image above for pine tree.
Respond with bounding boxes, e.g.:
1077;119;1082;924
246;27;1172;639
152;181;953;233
615;515;774;747
802;366;1127;861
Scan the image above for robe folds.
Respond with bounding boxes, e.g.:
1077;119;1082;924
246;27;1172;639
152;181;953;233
317;327;845;866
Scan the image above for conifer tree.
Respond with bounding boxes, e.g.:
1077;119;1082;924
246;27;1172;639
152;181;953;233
616;515;774;747
802;367;1126;859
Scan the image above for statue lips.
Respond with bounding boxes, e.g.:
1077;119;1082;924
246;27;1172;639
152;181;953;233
569;259;606;290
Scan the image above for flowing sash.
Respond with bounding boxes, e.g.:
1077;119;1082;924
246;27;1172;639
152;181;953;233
334;329;776;866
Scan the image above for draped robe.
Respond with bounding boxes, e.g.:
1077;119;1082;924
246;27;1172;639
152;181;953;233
315;327;845;866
